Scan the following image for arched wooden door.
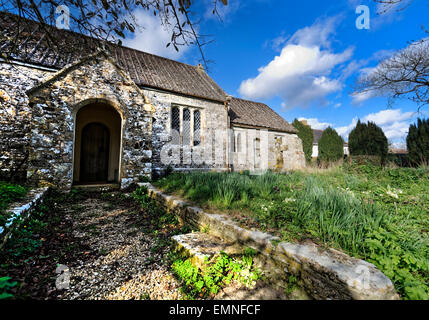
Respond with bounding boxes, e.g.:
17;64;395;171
80;123;110;183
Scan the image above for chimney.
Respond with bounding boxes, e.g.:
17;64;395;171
301;120;308;126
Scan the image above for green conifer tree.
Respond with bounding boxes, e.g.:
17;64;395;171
318;127;344;162
406;118;429;166
348;120;388;162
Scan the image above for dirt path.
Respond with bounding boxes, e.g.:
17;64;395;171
2;189;290;300
51;192;184;300
1;189;186;300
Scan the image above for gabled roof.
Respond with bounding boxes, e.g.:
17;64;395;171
0;12;226;102
229;98;298;134
1;12;298;134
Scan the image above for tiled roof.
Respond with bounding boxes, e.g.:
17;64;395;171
0;12;226;102
229;98;297;134
1;12;298;134
313;129;348;147
313;129;324;144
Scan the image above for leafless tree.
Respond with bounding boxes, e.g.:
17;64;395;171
374;0;414;14
355;40;429;110
0;0;228;70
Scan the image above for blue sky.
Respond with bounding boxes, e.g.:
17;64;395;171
124;0;428;147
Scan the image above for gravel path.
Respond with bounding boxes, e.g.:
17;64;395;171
55;194;184;300
2;189;291;300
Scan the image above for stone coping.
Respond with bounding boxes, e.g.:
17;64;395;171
139;182;399;300
0;187;49;244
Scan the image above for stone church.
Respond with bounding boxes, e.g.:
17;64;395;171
0;12;305;189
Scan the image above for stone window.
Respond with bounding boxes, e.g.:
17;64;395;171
230;131;235;153
232;132;242;153
254;138;261;169
171;106;201;146
236;133;242;153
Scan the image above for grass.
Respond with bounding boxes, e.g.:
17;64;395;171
0;182;27;227
154;164;429;300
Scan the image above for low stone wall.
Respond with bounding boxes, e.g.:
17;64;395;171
0;187;49;248
140;183;400;300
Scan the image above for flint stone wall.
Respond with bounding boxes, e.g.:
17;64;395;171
142;88;229;176
0;63;49;182
0;54;306;188
26;53;154;189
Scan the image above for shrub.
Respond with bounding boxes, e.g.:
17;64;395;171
348;120;388;163
292;119;314;162
318;127;344;163
406;118;429;166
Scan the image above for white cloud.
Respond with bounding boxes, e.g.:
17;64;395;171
265;32;288;52
123;9;190;60
336;117;359;139
351;90;378;104
364;109;415;127
239;17;353;109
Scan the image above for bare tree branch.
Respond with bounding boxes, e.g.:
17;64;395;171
374;0;414;14
0;0;228;70
354;40;429;110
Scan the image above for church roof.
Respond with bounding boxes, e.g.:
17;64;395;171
0;12;226;102
229;98;298;133
1;12;297;134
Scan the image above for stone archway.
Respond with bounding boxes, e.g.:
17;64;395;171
26;52;155;189
73;102;122;184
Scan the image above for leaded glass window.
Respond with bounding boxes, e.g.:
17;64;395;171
171;107;180;144
183;108;191;145
194;110;201;146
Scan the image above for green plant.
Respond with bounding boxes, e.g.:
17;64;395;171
363;227;429;300
131;186;151;208
201;224;210;234
0;276;17;299
154;167;429;300
171;251;261;299
284;274;298;296
294;177;384;255
0;182;27;227
318;127;344;163
407;118;429;166
349;120;389;163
